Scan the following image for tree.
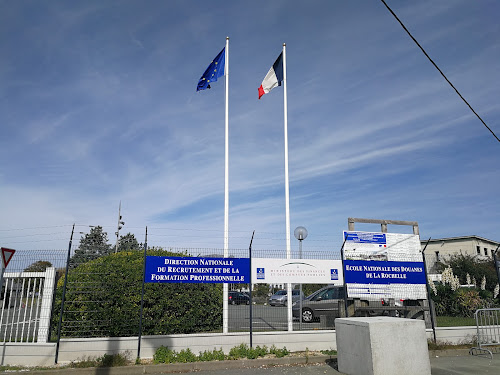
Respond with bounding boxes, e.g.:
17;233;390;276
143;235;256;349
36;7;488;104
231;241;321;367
24;260;52;272
117;232;141;252
70;226;112;267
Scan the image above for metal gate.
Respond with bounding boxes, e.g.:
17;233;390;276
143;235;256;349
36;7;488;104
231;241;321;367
0;267;56;343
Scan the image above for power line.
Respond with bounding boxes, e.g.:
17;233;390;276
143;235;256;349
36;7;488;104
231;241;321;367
380;0;499;143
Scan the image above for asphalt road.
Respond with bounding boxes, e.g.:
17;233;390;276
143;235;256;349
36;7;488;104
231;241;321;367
228;304;328;331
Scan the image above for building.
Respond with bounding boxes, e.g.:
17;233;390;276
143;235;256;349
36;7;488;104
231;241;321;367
422;236;500;273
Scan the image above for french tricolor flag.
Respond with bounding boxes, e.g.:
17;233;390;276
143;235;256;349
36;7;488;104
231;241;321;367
258;52;283;99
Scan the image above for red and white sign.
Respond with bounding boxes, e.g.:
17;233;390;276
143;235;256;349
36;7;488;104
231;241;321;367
1;247;15;268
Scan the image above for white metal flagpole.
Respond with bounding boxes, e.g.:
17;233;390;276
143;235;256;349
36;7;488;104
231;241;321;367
282;43;293;331
223;36;230;334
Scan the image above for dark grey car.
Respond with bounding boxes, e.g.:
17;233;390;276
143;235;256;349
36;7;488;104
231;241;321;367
292;286;345;322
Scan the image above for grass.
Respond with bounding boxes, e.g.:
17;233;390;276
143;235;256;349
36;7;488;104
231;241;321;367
428;339;474;350
436;316;476;327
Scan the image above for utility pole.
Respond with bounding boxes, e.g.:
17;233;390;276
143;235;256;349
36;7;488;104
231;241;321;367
115;201;125;253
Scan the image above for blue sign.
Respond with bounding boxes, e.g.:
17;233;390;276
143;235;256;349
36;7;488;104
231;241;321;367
344;260;426;284
330;269;339;280
145;256;250;283
344;232;386;244
256;268;265;280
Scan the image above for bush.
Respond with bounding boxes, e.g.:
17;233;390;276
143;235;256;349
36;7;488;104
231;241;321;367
175;348;198;363
198;348;226;362
51;248;222;338
437;254;498;291
154;344;290;363
270;345;289;358
228;343;250;359
153;346;176;364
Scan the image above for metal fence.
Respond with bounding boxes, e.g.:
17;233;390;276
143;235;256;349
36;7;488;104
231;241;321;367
470;308;500;358
0;245;447;343
53;246;345;339
52;244;440;339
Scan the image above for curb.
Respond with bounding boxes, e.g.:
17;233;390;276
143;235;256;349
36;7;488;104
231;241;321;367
1;355;334;375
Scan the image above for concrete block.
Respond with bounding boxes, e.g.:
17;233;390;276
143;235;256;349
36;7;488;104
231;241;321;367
336;317;430;375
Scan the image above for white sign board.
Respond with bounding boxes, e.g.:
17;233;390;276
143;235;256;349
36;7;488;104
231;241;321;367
343;231;427;300
343;231;423;262
252;258;343;284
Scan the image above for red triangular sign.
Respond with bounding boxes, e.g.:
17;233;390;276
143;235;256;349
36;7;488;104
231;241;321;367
1;247;15;268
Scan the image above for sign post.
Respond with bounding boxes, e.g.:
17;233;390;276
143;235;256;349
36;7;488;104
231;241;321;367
0;247;16;294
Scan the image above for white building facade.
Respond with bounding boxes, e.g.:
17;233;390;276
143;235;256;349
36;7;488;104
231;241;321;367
421;235;499;273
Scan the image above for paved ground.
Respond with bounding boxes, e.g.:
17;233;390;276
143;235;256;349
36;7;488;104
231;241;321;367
430;353;500;375
11;352;500;375
144;354;500;375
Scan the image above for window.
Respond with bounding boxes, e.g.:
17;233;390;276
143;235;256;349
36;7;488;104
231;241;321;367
484;248;488;256
477;246;481;255
435;251;440;262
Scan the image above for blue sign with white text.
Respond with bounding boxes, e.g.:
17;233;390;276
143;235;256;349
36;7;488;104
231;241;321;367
331;269;339;280
344;232;386;244
145;256;250;283
256;268;265;279
344;260;426;284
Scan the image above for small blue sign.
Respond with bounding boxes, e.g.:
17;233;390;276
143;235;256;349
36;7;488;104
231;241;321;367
257;268;265;279
330;269;339;280
344;260;426;284
344;231;386;244
145;256;250;284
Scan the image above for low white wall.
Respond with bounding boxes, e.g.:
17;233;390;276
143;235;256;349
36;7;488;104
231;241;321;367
56;330;338;363
0;343;56;367
431;326;477;344
0;326;478;366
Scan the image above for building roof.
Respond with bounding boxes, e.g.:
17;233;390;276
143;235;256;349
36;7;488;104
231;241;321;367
421;235;499;246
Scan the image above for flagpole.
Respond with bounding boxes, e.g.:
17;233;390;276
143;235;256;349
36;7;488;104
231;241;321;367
282;43;293;332
223;36;230;334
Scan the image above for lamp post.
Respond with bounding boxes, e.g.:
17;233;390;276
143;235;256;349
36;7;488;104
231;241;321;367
115;201;125;253
294;226;308;330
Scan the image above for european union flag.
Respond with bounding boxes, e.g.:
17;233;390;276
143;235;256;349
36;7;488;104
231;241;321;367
197;47;225;91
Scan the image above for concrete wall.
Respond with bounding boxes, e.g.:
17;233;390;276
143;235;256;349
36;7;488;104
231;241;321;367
0;326;478;366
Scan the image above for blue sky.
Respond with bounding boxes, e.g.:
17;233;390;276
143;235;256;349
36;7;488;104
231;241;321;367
1;0;499;253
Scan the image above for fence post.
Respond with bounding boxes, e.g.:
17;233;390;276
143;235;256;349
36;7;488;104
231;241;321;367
248;231;255;348
55;224;75;364
339;237;348;318
137;226;148;361
421;237;436;343
37;267;56;343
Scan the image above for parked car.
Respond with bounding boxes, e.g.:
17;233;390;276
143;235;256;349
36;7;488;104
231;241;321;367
292;286;406;323
228;291;250;305
292;286;344;322
269;289;304;306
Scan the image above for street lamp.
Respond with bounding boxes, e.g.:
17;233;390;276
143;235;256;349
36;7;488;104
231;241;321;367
294;226;308;329
294;226;308;257
115;201;124;253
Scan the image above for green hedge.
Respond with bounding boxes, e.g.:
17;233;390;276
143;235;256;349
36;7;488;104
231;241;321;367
51;249;222;338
